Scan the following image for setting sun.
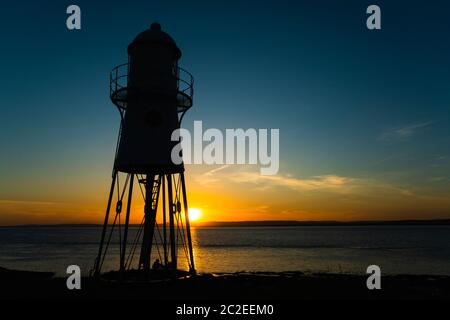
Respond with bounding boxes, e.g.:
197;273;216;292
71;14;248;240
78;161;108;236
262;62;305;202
189;208;202;222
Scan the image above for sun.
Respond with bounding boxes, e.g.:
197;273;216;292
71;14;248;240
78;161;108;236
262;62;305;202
189;208;202;222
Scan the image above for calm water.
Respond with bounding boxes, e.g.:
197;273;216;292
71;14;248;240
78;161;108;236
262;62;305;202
0;226;449;276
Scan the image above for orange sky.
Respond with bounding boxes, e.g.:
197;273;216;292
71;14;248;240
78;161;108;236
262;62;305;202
1;164;449;226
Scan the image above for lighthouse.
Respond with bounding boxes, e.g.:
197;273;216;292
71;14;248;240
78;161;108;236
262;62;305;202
93;23;195;279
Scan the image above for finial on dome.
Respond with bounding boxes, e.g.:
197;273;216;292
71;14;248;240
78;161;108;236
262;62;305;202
150;22;161;31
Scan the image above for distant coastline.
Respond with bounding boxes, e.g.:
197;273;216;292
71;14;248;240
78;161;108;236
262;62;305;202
2;219;450;228
196;219;450;227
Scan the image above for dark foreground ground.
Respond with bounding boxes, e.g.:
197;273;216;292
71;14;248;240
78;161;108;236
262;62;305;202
0;267;449;300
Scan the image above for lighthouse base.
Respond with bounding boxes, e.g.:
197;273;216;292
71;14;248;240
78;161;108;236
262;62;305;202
92;170;196;280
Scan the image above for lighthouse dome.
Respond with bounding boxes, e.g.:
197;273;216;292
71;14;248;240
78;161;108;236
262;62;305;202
127;22;181;59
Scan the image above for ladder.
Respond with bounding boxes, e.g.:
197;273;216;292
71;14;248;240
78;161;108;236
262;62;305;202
138;174;161;271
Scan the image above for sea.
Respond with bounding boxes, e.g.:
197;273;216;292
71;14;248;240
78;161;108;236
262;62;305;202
0;226;449;277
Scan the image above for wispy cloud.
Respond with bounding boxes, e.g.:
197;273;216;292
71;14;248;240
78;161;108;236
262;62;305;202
429;176;447;182
0;199;103;225
228;172;356;193
379;121;434;143
0;199;59;206
193;165;426;199
204;165;231;176
194;164;363;194
195;165;231;185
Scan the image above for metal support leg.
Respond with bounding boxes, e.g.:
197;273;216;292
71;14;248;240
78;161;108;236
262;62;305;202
181;172;196;273
94;170;117;278
140;174;158;274
162;175;168;266
120;174;134;277
167;175;177;269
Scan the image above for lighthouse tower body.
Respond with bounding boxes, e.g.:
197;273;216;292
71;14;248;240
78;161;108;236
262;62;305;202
115;23;183;174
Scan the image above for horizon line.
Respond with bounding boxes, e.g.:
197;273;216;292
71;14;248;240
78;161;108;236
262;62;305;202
1;218;450;228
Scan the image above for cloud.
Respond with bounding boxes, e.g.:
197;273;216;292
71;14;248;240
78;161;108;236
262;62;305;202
194;165;231;185
194;164;364;194
378;121;433;143
0;199;102;223
193;165;427;200
0;200;58;205
204;165;231;176
429;176;447;182
228;172;356;193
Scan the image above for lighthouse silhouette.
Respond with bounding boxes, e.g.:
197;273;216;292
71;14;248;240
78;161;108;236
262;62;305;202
93;23;195;279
